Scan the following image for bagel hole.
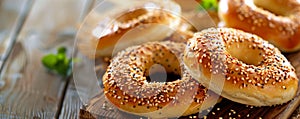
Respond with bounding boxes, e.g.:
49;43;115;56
146;64;181;83
226;41;264;66
146;72;181;83
117;8;148;22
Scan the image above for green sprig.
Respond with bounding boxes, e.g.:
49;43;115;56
42;47;72;77
198;0;219;11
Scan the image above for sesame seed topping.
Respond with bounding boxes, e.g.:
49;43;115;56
104;41;211;114
185;27;298;106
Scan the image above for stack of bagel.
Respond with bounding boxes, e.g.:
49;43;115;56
78;0;300;118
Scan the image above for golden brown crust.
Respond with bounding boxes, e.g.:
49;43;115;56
184;28;299;106
218;0;300;52
78;0;181;58
103;41;219;118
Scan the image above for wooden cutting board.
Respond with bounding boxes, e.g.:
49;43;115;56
78;50;300;119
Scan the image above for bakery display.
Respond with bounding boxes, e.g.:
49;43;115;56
102;41;219;118
183;28;298;106
218;0;300;52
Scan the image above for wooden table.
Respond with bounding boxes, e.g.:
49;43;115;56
0;0;98;118
0;0;300;118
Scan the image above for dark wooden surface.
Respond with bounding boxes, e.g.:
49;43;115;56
1;0;300;119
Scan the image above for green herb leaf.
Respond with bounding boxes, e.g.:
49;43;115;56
42;46;73;77
198;0;218;11
42;54;57;69
58;47;67;54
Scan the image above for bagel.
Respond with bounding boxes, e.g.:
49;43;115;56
183;28;298;106
102;41;219;118
218;0;300;52
78;0;181;58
